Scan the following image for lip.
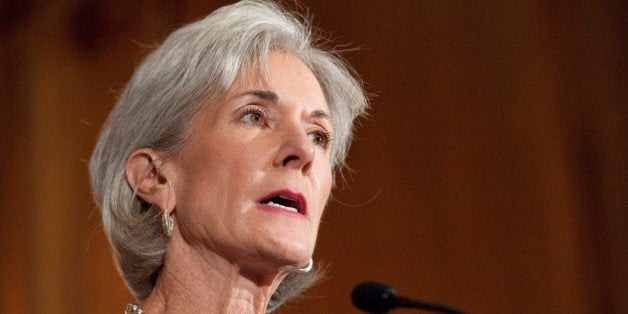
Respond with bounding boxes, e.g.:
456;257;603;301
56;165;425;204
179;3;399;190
257;189;308;217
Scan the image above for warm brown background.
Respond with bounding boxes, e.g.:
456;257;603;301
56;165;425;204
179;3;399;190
1;1;625;313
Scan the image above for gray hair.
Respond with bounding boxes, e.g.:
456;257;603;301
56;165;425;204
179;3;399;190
89;0;368;311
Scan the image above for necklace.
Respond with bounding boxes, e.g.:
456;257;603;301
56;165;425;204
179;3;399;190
125;303;143;314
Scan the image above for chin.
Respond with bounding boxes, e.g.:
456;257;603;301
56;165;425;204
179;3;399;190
255;234;314;266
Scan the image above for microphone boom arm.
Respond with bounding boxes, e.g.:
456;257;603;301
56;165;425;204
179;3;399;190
396;296;468;314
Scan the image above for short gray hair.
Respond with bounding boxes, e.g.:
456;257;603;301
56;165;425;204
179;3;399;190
89;0;368;311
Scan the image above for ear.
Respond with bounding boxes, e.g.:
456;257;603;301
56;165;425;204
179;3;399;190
126;148;176;211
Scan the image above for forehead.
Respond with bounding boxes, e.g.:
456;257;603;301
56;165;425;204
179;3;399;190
227;52;329;111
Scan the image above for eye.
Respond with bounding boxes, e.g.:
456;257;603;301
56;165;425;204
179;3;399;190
241;108;267;127
308;129;333;149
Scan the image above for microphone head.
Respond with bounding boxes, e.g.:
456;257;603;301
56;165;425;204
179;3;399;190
352;281;399;313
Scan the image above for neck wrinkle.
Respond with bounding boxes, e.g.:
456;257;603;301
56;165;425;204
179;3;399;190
139;234;285;314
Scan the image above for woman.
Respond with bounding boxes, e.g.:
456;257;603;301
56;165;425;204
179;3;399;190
89;0;368;312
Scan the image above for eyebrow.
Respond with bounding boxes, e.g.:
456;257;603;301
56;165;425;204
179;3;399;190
241;90;279;102
310;109;334;126
240;89;333;126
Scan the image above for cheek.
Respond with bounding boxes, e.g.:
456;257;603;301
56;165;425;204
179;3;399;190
313;167;333;218
174;142;233;210
321;171;333;200
177;140;268;214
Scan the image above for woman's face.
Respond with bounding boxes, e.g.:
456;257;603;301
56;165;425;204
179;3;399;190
171;52;333;271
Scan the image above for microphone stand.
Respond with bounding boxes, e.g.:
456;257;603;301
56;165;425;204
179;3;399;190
396;296;468;314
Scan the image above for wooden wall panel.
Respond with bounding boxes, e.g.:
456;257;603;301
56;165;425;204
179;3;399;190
1;2;35;312
1;1;625;313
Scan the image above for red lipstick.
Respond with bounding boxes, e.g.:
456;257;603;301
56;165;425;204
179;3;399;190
258;189;307;217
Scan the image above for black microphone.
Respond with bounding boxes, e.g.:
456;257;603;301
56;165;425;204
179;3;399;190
352;281;468;314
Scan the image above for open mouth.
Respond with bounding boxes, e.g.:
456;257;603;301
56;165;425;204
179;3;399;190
260;192;304;214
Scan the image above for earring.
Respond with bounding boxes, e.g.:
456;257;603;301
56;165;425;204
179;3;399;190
296;258;313;273
162;209;174;237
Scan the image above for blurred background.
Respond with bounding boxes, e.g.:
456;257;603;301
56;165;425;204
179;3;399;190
1;1;625;313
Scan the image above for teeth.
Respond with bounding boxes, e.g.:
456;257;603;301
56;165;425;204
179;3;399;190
266;201;298;213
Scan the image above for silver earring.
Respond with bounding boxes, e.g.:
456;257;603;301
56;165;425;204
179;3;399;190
296;258;313;273
162;209;174;237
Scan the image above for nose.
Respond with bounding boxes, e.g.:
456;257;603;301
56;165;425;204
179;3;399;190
273;126;315;176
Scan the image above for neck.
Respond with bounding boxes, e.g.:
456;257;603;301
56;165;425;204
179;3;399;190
140;236;289;314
